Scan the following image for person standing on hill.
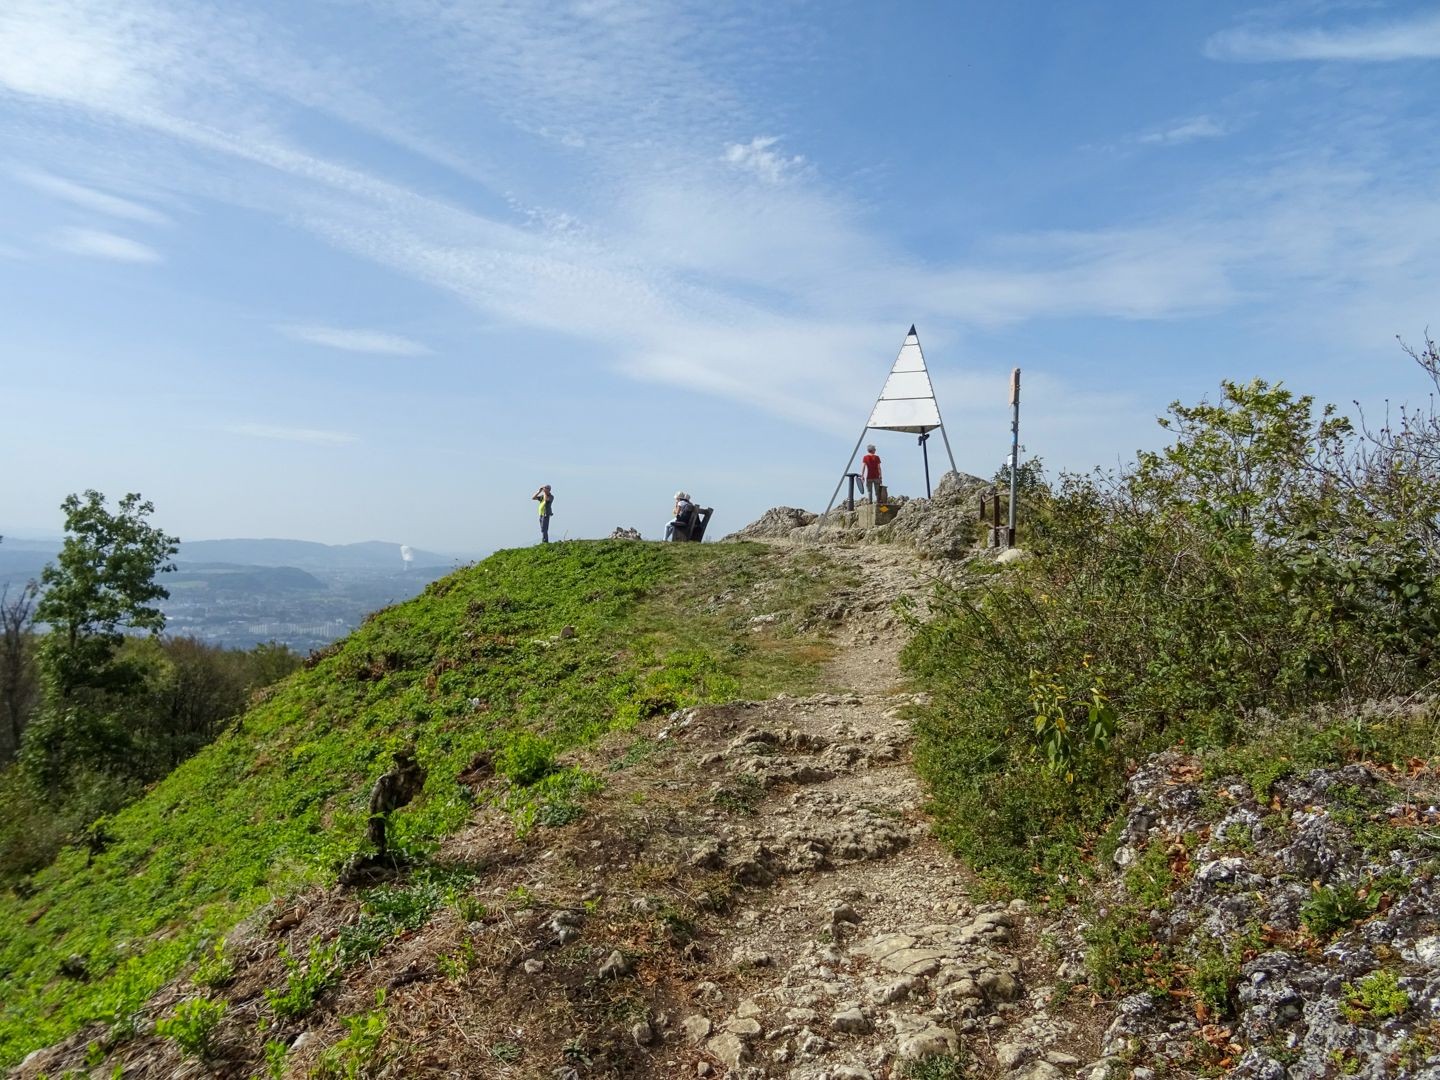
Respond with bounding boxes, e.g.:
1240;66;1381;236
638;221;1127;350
860;445;883;503
532;484;554;543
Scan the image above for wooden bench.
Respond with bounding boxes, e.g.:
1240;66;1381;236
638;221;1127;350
669;506;713;542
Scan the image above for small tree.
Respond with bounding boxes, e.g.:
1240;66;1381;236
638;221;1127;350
35;491;179;699
0;579;39;761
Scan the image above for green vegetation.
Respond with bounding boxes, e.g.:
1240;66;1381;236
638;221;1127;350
899;1052;968;1079
907;357;1440;896
264;939;342;1019
1;497;302;884
0;540;841;1066
1300;881;1381;941
1084;839;1180;998
312;990;390;1079
1342;969;1410;1023
153;996;227;1059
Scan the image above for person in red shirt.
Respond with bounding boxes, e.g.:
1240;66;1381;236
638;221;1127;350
860;445;882;504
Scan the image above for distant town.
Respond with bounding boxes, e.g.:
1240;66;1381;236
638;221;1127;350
0;537;461;653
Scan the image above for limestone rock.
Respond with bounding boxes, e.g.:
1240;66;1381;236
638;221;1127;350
597;950;631;979
706;1032;749;1070
829;1006;872;1035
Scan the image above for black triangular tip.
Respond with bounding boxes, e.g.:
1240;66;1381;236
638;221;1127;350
908;324;917;336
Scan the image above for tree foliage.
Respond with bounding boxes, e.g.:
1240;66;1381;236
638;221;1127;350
35;490;179;698
908;349;1440;894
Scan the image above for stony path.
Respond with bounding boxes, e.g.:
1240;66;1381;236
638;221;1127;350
676;544;1084;1080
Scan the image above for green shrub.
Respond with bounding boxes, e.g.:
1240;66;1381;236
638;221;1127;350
495;733;556;786
153;996;226;1059
192;939;234;989
908;372;1440;895
312;990;389;1079
264;940;340;1019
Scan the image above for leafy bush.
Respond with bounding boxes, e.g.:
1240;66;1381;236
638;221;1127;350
264;940;340;1019
495;732;556;786
153;996;226;1059
908;365;1440;895
312;990;389;1079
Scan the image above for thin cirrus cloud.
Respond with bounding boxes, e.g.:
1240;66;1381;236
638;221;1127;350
280;324;431;356
49;225;161;263
222;423;359;446
5;0;1440;437
15;167;170;224
1137;115;1227;146
1206;12;1440;62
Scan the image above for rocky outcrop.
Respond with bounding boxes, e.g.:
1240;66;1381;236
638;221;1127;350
1073;749;1440;1079
727;471;990;559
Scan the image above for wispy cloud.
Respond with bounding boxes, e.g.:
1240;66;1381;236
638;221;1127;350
1207;12;1440;62
1138;115;1227;146
15;167;169;224
49;226;161;263
6;0;1440;434
223;423;359;446
723;136;805;183
280;324;431;356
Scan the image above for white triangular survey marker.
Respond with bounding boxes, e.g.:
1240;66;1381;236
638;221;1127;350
867;325;944;434
821;325;959;520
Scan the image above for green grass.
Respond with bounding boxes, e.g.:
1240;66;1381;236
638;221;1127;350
0;540;844;1066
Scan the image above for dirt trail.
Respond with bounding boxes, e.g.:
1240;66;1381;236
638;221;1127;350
665;542;1087;1080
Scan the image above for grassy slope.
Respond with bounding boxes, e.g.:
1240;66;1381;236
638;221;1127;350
0;540;842;1066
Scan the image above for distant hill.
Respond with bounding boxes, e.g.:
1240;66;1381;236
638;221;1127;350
0;538;454;586
177;538;452;571
166;562;326;594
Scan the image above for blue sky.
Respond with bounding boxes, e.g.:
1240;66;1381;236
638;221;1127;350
3;1;1440;555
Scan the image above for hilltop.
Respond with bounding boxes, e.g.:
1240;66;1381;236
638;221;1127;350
6;437;1440;1079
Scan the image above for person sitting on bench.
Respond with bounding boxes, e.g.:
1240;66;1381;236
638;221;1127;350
665;491;695;541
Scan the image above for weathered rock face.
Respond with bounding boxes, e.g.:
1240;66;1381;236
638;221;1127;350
1077;746;1440;1080
726;471;990;559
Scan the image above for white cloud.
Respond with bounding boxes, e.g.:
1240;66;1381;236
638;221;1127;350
1138;115;1227;145
723;136;805;183
280;324;431;356
14;167;170;224
49;226;161;263
7;0;1440;437
223;423;359;446
1207;12;1440;62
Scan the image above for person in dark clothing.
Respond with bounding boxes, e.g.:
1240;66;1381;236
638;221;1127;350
532;484;554;543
